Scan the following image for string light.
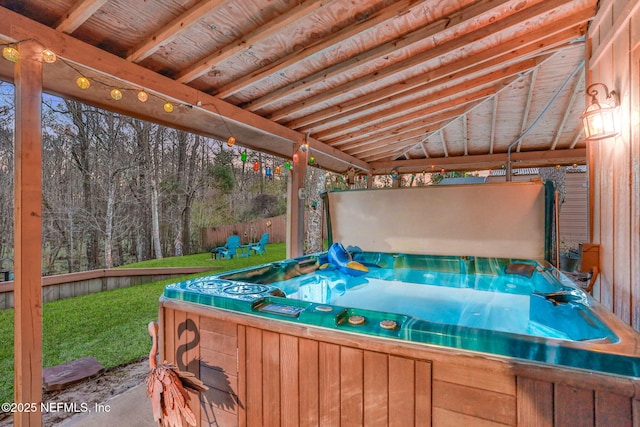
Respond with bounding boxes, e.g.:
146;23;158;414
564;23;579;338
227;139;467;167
253;160;260;172
208;102;237;149
241;151;247;162
2;46;19;62
137;90;149;102
110;88;123;100
76;76;91;89
0;39;257;141
301;131;310;152
41;49;56;63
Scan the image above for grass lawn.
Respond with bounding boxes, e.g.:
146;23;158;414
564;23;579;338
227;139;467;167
0;243;286;404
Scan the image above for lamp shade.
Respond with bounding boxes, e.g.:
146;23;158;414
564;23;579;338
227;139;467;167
581;83;619;141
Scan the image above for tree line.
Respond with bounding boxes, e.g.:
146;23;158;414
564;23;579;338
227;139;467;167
0;83;288;274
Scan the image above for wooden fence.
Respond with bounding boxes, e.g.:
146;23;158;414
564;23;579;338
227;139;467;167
0;267;217;309
200;215;286;250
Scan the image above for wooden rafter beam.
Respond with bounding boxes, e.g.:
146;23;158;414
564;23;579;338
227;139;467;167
369;148;587;174
127;0;226;62
326;85;498;148
489;96;497;154
264;0;586;122
0;6;370;173
56;0;107;33
517;67;539;152
314;61;534;142
287;25;586;131
462;115;469;156
339;117;456;156
214;0;429;99
250;0;515;114
420;140;430;158
175;0;330;83
551;71;584;150
569;129;583;149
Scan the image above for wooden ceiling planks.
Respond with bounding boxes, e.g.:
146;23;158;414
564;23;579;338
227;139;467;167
55;0;108;33
0;0;599;173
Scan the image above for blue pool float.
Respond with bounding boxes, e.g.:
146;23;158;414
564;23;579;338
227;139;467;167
322;243;369;276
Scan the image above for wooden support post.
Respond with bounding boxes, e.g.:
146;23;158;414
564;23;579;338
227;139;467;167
13;40;43;427
286;143;308;258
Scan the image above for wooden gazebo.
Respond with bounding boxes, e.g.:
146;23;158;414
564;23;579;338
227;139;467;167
0;0;638;425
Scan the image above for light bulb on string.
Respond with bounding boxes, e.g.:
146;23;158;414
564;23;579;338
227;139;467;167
41;49;56;63
253;160;260;172
309;156;315;165
265;166;272;177
285;161;291;170
293;153;299;163
240;151;247;162
275;165;281;175
301;131;310;152
137;90;148;102
2;46;19;62
227;135;236;147
163;102;174;113
110;89;123;101
76;76;91;89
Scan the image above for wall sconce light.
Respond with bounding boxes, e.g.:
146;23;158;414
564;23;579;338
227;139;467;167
581;83;619;141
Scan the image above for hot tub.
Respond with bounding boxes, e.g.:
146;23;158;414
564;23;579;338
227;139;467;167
158;183;640;425
163;251;640;378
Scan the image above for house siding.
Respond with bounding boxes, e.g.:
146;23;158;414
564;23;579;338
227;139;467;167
586;0;640;330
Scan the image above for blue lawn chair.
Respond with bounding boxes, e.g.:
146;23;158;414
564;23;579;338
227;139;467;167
249;233;269;256
217;235;241;260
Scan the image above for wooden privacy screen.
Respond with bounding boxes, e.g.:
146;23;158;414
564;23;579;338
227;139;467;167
325;181;546;260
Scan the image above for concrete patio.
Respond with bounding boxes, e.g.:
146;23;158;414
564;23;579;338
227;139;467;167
59;384;154;427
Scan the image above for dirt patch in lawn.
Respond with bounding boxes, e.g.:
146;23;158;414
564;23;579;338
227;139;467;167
0;357;148;426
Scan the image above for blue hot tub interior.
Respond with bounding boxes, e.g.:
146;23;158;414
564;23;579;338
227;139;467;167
163;251;640;377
